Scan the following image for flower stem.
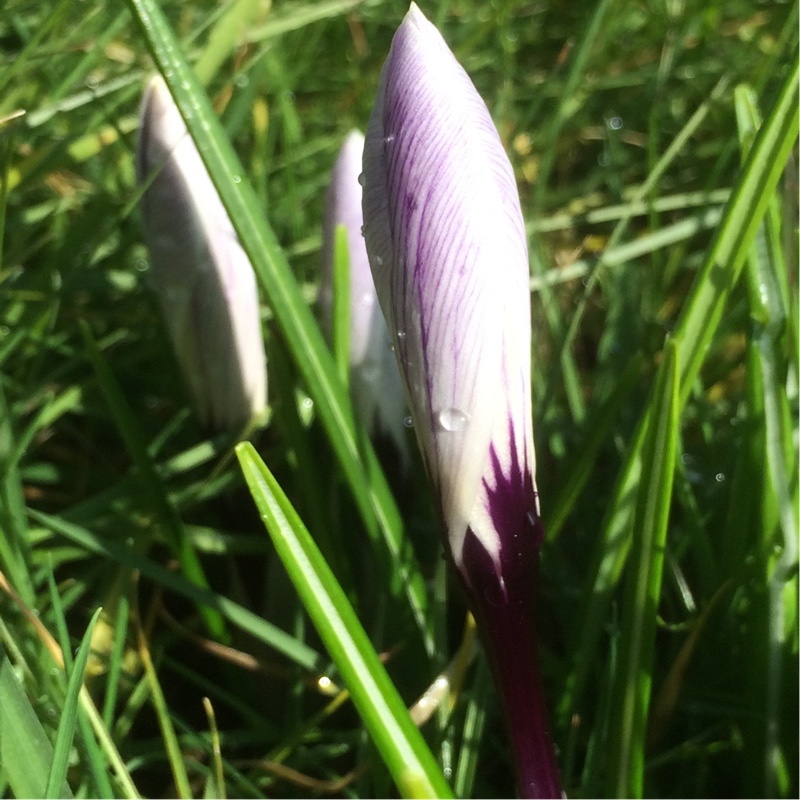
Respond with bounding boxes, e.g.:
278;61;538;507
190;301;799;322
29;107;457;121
461;518;562;799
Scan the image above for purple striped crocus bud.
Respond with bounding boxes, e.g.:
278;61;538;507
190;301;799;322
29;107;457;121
318;130;408;462
362;5;561;797
136;75;267;432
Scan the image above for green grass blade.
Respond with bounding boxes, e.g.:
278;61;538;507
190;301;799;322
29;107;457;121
545;355;641;540
606;338;680;797
736;81;799;797
46;608;102;799
675;56;798;400
137;617;192;800
124;0;433;655
80;321;227;641
235;442;452;799
333;223;352;389
0;642;71;798
31;508;324;672
561;51;799;727
194;0;267;86
0;382;35;607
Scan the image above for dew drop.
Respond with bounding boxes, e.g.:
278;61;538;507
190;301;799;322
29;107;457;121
608;116;623;130
482;575;508;607
357;172;365;186
526;510;537;527
302;397;313;411
715;472;725;482
232;175;242;184
234;73;249;88
375;255;384;266
403;415;414;428
383;133;396;145
436;408;470;432
396;330;407;340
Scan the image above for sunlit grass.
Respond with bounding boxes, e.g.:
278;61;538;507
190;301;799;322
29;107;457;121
0;0;797;797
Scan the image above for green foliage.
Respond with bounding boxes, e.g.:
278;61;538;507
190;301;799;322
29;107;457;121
0;0;797;797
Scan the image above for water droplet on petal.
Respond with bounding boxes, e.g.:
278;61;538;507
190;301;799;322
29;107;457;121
403;416;414;428
375;255;384;266
482;575;507;607
384;133;396;145
357;172;365;186
396;330;406;340
232;175;241;184
436;408;470;432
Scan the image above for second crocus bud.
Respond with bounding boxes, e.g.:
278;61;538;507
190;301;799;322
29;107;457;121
362;5;562;797
136;75;267;432
318;130;408;461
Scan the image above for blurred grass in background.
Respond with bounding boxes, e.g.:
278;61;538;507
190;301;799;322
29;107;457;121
0;0;797;797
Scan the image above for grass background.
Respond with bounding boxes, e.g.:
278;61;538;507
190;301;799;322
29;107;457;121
0;0;797;797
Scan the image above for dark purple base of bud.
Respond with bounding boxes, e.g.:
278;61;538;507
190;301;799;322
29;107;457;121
459;514;562;799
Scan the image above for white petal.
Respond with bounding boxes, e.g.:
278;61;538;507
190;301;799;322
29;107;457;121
137;75;267;431
363;5;536;570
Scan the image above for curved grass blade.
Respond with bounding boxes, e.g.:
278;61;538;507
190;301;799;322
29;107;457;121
606;338;679;797
46;608;103;799
736;82;799;797
80;321;226;641
135;603;192;800
560;51;799;728
0;642;69;798
125;0;432;656
30;508;324;672
235;442;452;799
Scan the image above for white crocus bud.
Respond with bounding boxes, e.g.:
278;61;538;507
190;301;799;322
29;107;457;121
362;7;562;796
318;130;408;462
362;5;536;581
136;75;267;432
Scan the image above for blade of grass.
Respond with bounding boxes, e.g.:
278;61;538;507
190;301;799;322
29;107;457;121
101;583;132;730
332;223;352;389
545;355;641;540
0;641;69;799
135;600;192;800
736;81;799;797
452;656;491;799
0;569;139;799
560;52;799;727
235;442;452;799
46;608;103;799
531;206;724;291
606;337;680;797
80;321;227;641
125;0;433;656
0;0;73;102
0;382;35;607
202;696;226;800
45;565;115;798
194;0;267;86
30;508;324;672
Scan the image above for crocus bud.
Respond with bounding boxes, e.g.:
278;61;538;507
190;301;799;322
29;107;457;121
136;75;267;432
318;130;408;461
362;5;561;797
